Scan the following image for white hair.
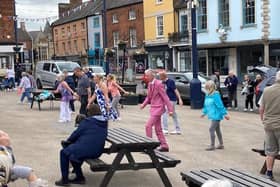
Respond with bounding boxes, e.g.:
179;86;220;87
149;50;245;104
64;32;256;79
276;71;280;82
202;180;233;187
145;69;156;77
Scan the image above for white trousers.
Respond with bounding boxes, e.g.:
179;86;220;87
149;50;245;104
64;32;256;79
59;101;71;122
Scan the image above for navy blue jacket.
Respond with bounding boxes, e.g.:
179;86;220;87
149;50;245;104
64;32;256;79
65;76;75;90
224;76;238;93
63;116;108;163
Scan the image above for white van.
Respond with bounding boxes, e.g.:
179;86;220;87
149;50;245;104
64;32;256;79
35;60;80;89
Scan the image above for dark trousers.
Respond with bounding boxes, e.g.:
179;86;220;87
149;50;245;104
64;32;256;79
60;150;84;181
69;99;75;112
79;95;88;115
228;91;237;108
245;94;254;109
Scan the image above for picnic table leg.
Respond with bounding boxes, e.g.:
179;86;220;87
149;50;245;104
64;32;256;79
38;100;41;111
146;149;172;187
99;149;125;187
260;160;267;174
30;96;34;109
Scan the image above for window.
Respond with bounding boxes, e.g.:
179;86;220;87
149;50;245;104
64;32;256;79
219;0;230;27
55;29;58;35
67;26;70;33
43;63;50;71
81;22;85;30
82;39;86;49
67;41;71;51
112;14;118;23
129;28;137;47
129;10;136;20
56;43;59;53
51;64;59;73
180;14;188;33
156;0;163;4
61;28;65;35
94;33;101;48
156;16;164;37
73;24;77;32
62;42;66;52
74;40;78;52
93;17;100;28
197;0;207;31
243;0;255;25
113;32;119;47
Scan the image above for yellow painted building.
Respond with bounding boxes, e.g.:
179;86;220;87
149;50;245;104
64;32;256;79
143;0;176;70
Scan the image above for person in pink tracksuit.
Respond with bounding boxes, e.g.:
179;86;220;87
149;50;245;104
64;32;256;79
140;69;173;152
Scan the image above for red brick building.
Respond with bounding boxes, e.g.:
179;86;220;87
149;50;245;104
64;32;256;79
106;0;146;75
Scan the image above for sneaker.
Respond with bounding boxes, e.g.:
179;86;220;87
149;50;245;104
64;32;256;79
58;120;66;123
243;108;248;112
264;174;274;181
55;179;70;186
170;130;182;135
227;107;232;110
235;107;239;111
162;130;168;135
250;109;254;112
17;101;23;104
205;146;215;151
157;147;169;152
30;178;48;187
216;145;224;149
117;117;122;121
69;177;86;184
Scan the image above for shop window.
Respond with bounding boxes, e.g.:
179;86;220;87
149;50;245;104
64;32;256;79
219;0;230;27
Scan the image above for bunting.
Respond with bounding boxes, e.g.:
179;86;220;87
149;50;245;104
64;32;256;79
0;15;58;22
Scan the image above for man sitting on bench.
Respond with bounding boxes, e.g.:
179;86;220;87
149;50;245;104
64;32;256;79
55;104;108;186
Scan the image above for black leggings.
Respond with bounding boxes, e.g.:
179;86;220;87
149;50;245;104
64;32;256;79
245;94;254;109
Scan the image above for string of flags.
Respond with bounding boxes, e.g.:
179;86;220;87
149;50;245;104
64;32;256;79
0;15;58;22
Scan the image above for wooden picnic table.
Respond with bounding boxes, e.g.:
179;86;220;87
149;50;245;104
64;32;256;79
181;168;280;187
86;128;180;187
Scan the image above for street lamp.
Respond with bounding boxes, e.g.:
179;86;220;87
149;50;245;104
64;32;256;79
102;0;109;75
185;0;203;109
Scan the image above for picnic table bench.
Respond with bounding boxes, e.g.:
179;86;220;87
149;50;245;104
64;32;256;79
86;128;181;187
181;168;280;187
252;148;280;174
30;90;61;111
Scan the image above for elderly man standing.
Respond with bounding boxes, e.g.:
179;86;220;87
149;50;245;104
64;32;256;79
224;71;238;109
259;71;280;180
140;69;173;152
74;67;91;115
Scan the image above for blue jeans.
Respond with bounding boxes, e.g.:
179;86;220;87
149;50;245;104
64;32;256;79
20;88;31;103
162;101;181;132
8;77;15;88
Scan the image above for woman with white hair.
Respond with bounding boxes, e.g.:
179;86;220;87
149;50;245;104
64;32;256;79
201;80;230;151
53;74;76;123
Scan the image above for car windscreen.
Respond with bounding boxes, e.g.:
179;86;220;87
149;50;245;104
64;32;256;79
184;72;210;83
89;67;104;73
57;63;80;72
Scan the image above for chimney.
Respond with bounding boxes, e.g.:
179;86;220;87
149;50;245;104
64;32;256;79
20;22;26;31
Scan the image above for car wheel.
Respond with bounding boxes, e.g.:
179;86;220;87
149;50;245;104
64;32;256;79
36;79;42;89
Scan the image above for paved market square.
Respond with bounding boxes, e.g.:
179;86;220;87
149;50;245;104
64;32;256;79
1;92;279;187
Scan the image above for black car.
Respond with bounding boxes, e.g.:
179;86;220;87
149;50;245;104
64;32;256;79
166;72;229;105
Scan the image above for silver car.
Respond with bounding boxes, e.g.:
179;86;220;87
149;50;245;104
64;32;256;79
166;72;228;104
35;60;80;89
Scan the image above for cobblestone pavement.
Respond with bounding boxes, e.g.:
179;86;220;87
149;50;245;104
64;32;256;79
0;91;279;187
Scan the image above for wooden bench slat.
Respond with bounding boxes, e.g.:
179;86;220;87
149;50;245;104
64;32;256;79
108;130;137;144
184;171;208;185
109;129;144;144
230;169;280;187
116;128;155;143
210;169;262;187
222;169;279;187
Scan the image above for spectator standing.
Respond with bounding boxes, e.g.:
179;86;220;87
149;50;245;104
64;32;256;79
106;74;128;120
224;71;238;109
211;70;221;93
83;67;93;79
201;80;230;151
18;72;32;104
140;69;173;152
74;67;91;115
6;66;15;90
242;75;254;112
159;71;183;135
27;70;36;91
259;71;280;180
53;74;76;123
63;70;76;113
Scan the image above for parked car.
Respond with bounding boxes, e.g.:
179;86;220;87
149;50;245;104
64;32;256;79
87;66;106;77
166;72;229;105
35;60;80;89
248;65;279;106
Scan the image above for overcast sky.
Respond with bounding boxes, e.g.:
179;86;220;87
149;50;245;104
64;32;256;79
16;0;83;31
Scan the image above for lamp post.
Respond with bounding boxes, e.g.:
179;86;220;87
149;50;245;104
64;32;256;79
103;0;109;75
186;0;203;109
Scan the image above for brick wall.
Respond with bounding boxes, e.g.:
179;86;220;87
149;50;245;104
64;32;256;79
0;0;15;43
